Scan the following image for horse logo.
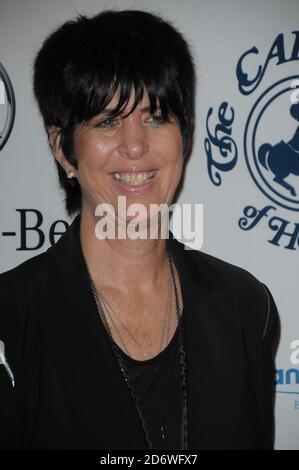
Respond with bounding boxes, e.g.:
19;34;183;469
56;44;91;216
258;104;299;197
244;76;299;212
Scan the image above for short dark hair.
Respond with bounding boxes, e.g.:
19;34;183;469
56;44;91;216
33;9;196;215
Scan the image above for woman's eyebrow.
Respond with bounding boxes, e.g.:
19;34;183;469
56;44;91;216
139;105;161;113
101;105;161;115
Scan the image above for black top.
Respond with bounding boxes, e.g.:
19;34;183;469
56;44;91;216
112;313;184;450
0;214;279;450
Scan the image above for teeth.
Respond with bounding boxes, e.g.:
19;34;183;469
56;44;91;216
112;171;155;185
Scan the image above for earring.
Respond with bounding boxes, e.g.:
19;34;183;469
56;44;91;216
67;170;74;179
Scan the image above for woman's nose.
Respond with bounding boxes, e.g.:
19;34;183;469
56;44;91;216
117;116;149;160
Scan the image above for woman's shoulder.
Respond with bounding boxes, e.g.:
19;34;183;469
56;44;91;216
0;251;46;305
180;243;279;341
0;253;47;391
174;237;264;292
192;248;262;288
171;237;279;333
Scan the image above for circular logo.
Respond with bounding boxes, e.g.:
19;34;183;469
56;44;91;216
244;76;299;212
0;62;15;151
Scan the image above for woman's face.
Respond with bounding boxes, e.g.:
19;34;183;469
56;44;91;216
69;91;184;226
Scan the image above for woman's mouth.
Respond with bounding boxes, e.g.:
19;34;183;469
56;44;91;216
112;170;156;185
110;169;158;194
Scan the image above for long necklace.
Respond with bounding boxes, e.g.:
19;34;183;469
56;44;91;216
88;250;188;450
95;263;173;359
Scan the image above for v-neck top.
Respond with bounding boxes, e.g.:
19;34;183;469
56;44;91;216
112;311;184;450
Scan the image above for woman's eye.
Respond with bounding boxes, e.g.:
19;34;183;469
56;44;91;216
147;114;168;126
94;114;169;129
96;118;119;129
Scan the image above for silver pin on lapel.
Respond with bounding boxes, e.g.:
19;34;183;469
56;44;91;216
0;340;15;387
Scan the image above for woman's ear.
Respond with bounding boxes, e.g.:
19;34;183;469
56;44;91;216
47;126;75;176
48;126;64;164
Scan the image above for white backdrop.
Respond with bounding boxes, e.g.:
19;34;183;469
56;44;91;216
0;0;298;450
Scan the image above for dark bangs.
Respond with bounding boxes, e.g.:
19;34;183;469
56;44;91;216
63;11;193;149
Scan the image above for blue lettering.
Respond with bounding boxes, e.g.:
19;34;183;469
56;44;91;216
268;216;299;250
237;32;299;95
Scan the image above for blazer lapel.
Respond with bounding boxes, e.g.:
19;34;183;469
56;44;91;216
167;235;243;449
44;215;147;449
44;216;243;450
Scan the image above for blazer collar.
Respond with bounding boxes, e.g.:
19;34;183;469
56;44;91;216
44;214;243;449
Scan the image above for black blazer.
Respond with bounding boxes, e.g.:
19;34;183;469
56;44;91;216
0;215;279;450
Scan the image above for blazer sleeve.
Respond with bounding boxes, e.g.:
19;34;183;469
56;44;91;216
261;283;280;450
0;276;24;449
232;275;279;450
0;256;45;449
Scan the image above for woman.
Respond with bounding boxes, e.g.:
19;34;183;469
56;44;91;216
0;9;279;450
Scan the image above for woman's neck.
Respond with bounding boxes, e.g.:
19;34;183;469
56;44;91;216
79;206;169;296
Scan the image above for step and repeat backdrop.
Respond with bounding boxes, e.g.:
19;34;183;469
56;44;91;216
0;0;298;449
